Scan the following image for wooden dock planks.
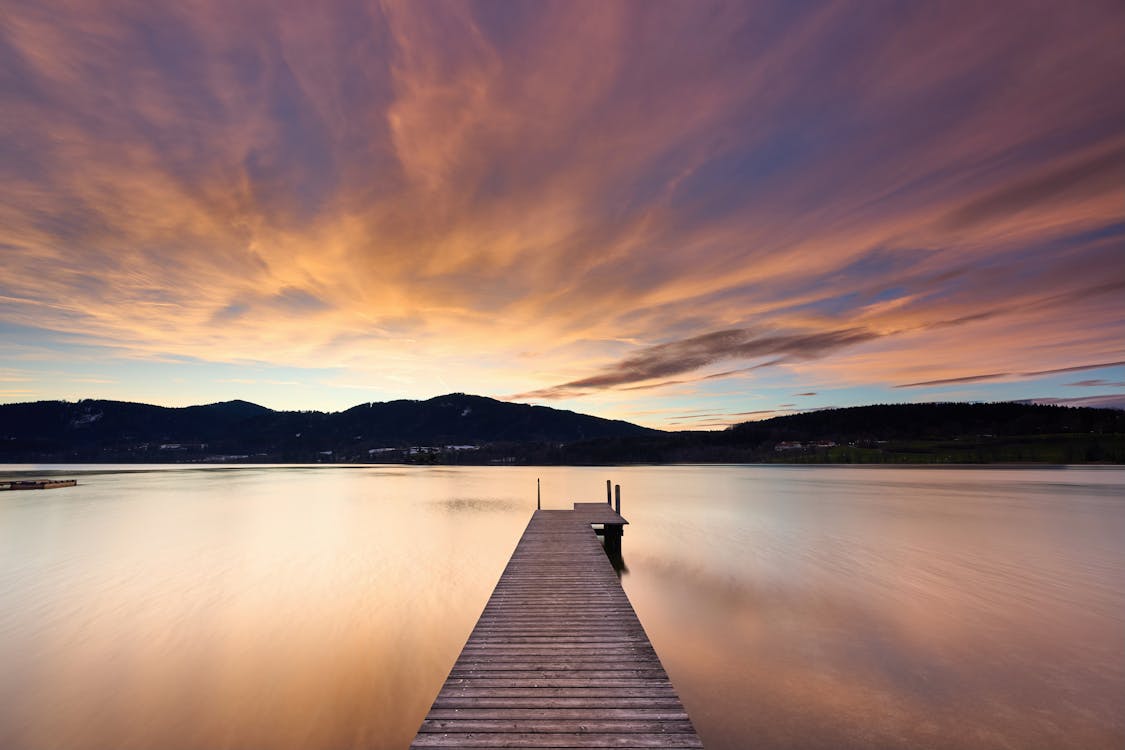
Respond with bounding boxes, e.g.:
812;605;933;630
571;503;629;527
0;479;77;491
412;508;702;749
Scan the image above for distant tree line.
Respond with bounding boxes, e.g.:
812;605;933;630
1;398;1121;464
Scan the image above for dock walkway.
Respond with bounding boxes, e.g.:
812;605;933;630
0;479;77;491
412;504;702;748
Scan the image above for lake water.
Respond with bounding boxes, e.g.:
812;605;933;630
0;464;1122;749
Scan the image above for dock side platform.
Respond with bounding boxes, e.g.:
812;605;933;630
411;506;702;748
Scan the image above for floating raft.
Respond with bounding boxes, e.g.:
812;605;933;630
0;479;77;491
412;502;702;749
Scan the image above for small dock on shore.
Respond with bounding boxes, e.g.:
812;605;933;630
0;479;77;491
412;484;702;749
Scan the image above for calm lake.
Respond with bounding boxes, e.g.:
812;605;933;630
1;464;1122;749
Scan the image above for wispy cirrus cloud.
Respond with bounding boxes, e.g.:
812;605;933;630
515;327;879;399
896;373;1010;389
896;361;1125;389
1;1;1123;426
940;144;1125;232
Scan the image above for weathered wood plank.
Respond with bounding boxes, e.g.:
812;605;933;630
430;698;688;710
412;733;704;748
436;688;681;700
450;661;663;671
425;709;690;721
418;719;698;733
444;674;672;683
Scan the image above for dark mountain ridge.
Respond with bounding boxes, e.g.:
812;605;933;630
548;402;1125;464
0;393;658;462
1;397;1121;463
728;401;1124;442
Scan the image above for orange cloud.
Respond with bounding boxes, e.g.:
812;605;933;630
1;1;1123;424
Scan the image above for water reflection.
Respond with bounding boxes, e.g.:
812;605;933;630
601;537;628;576
0;464;1121;749
617;466;1125;750
435;496;521;513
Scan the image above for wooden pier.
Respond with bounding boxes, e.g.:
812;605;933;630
0;479;77;491
412;489;702;749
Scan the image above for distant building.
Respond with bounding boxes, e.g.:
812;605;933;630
159;442;207;451
774;441;803;451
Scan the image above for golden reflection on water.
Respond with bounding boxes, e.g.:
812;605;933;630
0;466;529;750
0;465;1122;749
618;466;1125;749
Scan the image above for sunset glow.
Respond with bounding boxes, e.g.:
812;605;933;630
3;0;1123;428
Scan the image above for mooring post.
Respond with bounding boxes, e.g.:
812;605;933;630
606;479;612;505
537;478;541;510
614;484;621;515
605;525;622;556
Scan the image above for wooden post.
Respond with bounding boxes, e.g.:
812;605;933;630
606;479;612;505
605;524;623;556
614;484;621;515
537;478;541;510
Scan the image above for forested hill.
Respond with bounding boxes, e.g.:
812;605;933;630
547;402;1124;464
729;402;1124;442
0;393;657;462
0;398;1121;464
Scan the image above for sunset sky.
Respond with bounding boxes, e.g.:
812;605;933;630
3;0;1123;429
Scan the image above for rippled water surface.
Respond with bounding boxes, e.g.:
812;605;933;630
1;464;1122;749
